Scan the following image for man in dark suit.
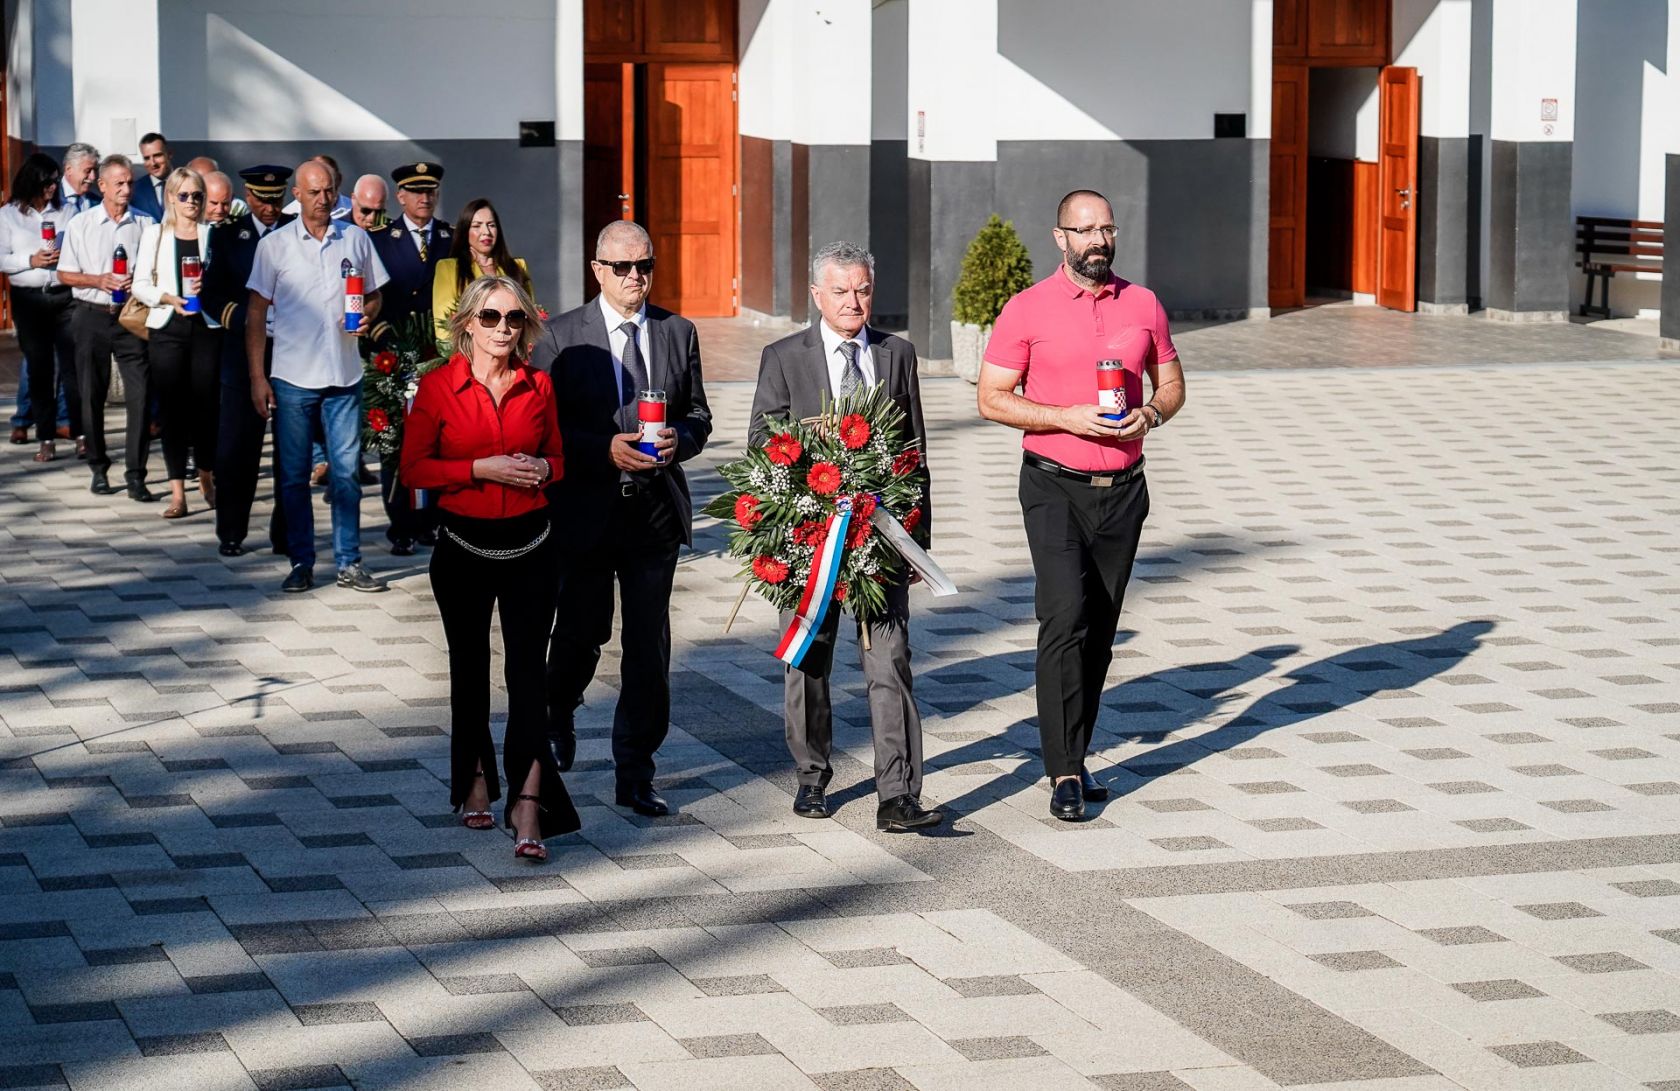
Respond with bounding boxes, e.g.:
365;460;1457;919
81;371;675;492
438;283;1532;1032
534;220;712;817
206;166;295;557
129;132;172;222
748;241;940;832
368;161;450;554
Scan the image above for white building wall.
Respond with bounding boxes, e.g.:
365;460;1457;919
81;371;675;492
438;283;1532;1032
1490;0;1577;142
907;0;997;161
1395;0;1471;138
70;0;161;154
739;0;870;146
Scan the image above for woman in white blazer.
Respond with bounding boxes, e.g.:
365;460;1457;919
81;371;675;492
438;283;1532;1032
134;167;219;518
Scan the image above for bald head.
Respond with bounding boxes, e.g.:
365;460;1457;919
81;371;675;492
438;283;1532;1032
293;160;337;228
350;174;388;230
186;156;218;176
204;171;234;224
595;219;652;258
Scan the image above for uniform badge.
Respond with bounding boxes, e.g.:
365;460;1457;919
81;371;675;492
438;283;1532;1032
340;258;352;278
389;228;403;240
238;229;251;240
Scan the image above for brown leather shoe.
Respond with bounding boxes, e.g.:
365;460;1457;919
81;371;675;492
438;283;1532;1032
8;426;27;445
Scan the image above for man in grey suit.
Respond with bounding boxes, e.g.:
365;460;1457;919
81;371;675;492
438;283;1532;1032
533;221;712;819
749;241;941;832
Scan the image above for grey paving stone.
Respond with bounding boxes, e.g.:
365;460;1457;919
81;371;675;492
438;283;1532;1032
810;1071;915;1091
555;1004;647;1026
1456;818;1531;832
291;1001;384;1025
816;1003;912;1026
1486;1041;1590;1067
1554;952;1650;974
1150;836;1227;852
823;948;909;969
1287;901;1373;920
25;1002;121;1024
1518;902;1605;921
133;1033;230;1056
691;975;785;997
1308;951;1403;972
531;1069;632;1091
1614;880;1680;898
1450;979;1545;1002
83;946;169;966
1592;1009;1680;1037
948;1036;1048;1061
573;947;663;968
408;1033;504;1057
679;1033;778;1058
0;1064;65;1089
248;1065;350;1091
1249;817;1324;832
1089;1076;1195;1091
1417;926;1508;946
183;973;271;994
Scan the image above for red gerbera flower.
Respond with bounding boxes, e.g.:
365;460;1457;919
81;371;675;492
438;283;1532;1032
765;432;803;466
367;408;390;432
902;506;923;533
806;462;841;496
752;555;790;584
891;448;921;475
847;519;872;548
850;492;877;520
734;494;764;530
794;519;828;546
833;580;849;603
839;414;871;450
373;351;398;375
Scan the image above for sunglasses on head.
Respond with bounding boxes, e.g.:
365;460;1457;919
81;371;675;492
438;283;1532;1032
475;308;528;330
594;258;655;277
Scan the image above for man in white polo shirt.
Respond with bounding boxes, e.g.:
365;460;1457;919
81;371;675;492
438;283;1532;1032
246;160;389;594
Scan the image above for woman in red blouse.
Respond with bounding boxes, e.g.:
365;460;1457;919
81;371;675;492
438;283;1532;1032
400;275;578;862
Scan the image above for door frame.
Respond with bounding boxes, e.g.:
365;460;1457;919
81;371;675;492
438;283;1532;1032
1375;65;1419;312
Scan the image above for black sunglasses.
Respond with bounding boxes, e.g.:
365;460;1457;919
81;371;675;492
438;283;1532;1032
475;308;528;330
176;191;205;203
594;258;655;277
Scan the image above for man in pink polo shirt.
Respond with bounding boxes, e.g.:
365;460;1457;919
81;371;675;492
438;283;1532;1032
977;188;1187;821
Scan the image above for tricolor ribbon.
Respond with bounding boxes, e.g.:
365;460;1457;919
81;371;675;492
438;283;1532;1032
774;498;852;669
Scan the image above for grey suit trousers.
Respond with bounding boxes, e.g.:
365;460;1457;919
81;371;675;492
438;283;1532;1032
781;580;923;801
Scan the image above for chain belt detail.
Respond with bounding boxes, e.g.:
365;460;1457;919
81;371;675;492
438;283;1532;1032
442;522;550;560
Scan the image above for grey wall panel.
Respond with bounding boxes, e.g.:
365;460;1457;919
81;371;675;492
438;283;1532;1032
557;139;584;311
173;139;563;314
908;158;931;354
994;139;1266;314
741;135;775;315
1418;135;1471;307
789;143;809;325
1487;139;1573;314
772;139;793;317
907;161;995;358
870;140;910;328
1665;154;1680;341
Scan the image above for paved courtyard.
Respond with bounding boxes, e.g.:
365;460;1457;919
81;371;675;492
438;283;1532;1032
1;353;1678;1090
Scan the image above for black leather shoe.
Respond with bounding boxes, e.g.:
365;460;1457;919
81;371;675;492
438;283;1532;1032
1050;778;1085;821
1079;766;1109;802
793;785;829;819
281;564;314;593
616;782;670;817
357;464;378;486
127;483;157;503
89;470;114;495
390;538;416;556
547;727;577;773
218;541;246;557
877;794;943;832
417;529;438;547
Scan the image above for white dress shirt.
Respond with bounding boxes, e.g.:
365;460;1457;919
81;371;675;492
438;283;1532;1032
0;203;67;289
58;178;93;226
247;217;389;389
56;203;153;305
818;321;874;398
599;293;653;397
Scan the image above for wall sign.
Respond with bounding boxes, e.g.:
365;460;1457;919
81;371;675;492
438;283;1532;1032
1540;98;1558;122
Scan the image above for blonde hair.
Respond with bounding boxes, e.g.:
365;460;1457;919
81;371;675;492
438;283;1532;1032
160;167;205;230
448;275;541;361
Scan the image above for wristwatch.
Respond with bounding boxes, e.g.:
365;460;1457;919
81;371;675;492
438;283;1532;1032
1144;403;1164;428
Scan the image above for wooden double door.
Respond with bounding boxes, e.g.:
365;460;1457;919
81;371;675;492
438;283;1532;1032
1269;0;1418;313
584;0;738;316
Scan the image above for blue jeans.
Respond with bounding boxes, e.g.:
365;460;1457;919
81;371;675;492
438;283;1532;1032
273;378;363;570
10;365;71;429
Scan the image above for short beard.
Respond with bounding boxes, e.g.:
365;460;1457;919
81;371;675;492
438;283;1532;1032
1069;247;1112;281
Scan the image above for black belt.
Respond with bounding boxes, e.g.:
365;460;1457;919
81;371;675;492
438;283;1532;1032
1024;451;1145;488
76;300;119;314
12;284;71;295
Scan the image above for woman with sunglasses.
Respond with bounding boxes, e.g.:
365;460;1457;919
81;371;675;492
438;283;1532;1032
0;153;78;462
432;198;534;345
133;167;219;518
400;275;579;862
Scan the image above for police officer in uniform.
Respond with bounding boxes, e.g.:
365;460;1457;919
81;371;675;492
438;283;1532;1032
205;165;295;556
368;161;449;555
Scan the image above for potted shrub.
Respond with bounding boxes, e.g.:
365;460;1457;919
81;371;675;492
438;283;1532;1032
950;214;1036;383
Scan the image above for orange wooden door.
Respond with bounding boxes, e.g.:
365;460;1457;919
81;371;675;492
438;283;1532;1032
1376;65;1418;311
1307;0;1390;64
644;62;736;317
1274;0;1307;58
583;62;635;287
1268;64;1309;310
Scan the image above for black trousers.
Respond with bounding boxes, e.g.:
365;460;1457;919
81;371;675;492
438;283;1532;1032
431;511;579;838
73;302;150;481
1020;462;1150;778
150;313;221;480
214;338;286;551
379;453;436;544
11;286;78;441
546;486;682;788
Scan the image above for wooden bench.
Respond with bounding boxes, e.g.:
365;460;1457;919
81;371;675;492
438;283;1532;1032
1576;216;1662;319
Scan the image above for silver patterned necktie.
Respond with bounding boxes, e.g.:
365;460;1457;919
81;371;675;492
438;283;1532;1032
839;340;862;400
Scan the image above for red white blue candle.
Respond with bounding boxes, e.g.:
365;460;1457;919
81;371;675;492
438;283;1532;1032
343;266;364;332
1096;359;1126;421
637;389;667;460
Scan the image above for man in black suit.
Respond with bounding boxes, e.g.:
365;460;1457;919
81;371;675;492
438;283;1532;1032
368;161;450;555
749;241;940;832
534;220;712;817
205;165;295;557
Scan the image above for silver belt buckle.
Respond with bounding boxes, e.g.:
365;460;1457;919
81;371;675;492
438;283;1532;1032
1089;473;1114;488
619;482;637;498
